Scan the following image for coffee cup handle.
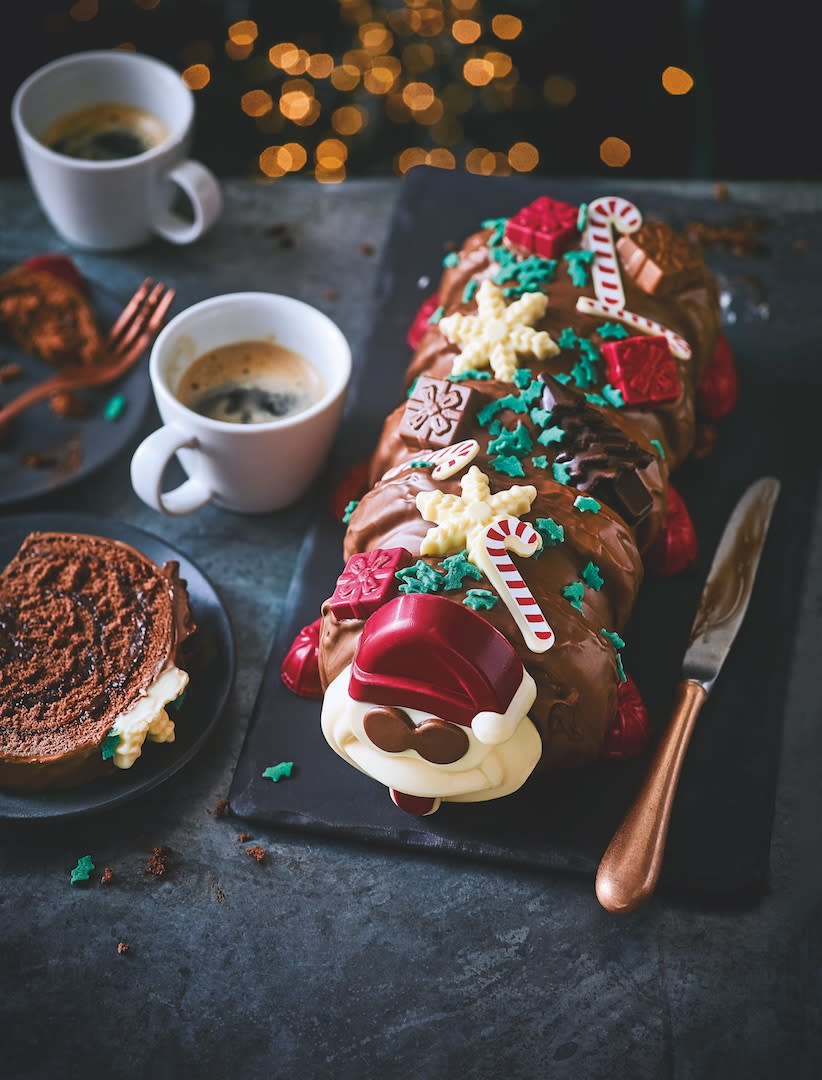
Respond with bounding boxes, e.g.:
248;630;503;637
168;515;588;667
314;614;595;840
130;424;213;515
151;159;223;245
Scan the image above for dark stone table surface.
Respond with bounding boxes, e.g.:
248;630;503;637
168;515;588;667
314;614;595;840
1;177;821;1080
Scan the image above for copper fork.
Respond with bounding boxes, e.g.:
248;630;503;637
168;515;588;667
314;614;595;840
0;278;175;431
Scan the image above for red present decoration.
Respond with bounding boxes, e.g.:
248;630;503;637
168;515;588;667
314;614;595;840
601;334;682;406
504;196;579;259
645;484;698;576
696;334;739;420
280;618;323;698
328;548;413;621
331;458;372;521
24;254;86;293
603;674;651;759
407;293;440;351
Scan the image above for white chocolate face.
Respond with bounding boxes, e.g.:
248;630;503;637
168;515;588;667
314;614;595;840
321;664;542;806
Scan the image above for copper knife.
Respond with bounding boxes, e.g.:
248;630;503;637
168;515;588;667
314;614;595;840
595;476;781;914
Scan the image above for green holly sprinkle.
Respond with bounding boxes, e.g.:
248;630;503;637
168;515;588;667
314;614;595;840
443;251;460;268
342;500;359;524
585;393;609;407
70;855;95;885
439;550;483;590
262;762;294;782
601;384;625;408
558;327;579;350
597;322;630;340
552;461;571;484
531;455;549;469
577;203;588;231
463;589;499;611
490;454;526;478
488;422;532;457
446;368;491;382
579;338;601;363
512;367;532;388
409;460;433;469
574;495;601;513
530;407;551;428
600;628;626;650
482;217;508;246
520;379;544;406
615;653;627;682
495;254;557;298
582;561;604;590
571;357;597;389
396;560;444;594
103;394;126;421
168;689;188;714
487;418;502;436
496;393;528;414
428;305;445;325
462;278;479;304
536;517;565;546
406;376;419;398
537;425;565;447
100;730;120;761
563;248;595;287
555;372;573;385
651;438;666;460
477;399;503;426
563;581;585;611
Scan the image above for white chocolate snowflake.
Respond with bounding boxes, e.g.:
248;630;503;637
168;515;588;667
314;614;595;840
416;465;537;557
439;279;559;382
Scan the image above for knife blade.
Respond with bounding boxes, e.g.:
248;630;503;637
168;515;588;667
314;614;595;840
595;476;781;914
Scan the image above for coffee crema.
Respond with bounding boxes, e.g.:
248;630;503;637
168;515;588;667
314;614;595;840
41;102;168;161
176;340;326;425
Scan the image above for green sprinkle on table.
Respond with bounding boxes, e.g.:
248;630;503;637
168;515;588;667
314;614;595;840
574;495;601;513
262;762;294;782
463;589;498;611
651;438;666;460
103;394;126;421
342;499;359;524
70;855;95;885
428;305;445;325
562;581;585;611
100;730;120;761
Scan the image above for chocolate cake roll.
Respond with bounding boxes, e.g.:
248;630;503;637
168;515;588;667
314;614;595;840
0;532;196;791
283;192;736;816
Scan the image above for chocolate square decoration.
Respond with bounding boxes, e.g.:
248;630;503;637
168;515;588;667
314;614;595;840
601;334;682;406
399;375;477;449
616;220;703;296
504;196;579;259
328;547;413;621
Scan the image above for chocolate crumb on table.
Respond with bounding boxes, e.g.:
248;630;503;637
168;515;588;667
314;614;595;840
236;832;252;842
20;451;59;469
325;288;338;301
117;942;130;955
49;390;88;418
213;798;229;818
146;845;171;876
246;846;266;863
100;867;114;885
214;886;225;904
360;241;375;256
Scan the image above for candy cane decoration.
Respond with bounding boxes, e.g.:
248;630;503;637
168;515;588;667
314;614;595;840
576;296;692;360
382;439;479;482
582;196;642;311
473;515;555;653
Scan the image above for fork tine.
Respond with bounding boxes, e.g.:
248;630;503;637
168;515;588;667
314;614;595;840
107;278;152;344
111;282;168;356
145;286;176;335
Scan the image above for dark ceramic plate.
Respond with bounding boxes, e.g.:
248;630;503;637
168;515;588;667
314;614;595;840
0;272;153;507
0;511;235;820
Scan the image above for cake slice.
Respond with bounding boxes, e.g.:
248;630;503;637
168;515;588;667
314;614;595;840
0;531;196;791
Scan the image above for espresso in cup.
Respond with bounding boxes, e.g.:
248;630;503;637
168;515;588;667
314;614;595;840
175;340;326;425
40;101;169;161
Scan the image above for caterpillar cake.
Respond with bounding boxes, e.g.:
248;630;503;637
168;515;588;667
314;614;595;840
281;192;738;816
0;531;196;791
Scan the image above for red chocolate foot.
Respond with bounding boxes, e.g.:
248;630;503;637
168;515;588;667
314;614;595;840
390;789;441;816
406;293;440;351
603;674;651;759
645;484;698;576
696;334;738;419
24;254;86;293
331;459;372;522
280;618;323;698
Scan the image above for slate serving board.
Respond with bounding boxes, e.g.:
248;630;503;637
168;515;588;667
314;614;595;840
229;169;822;905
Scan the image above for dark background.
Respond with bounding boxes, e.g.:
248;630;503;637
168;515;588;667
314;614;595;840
0;0;816;183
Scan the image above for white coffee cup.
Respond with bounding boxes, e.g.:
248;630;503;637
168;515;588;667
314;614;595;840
130;292;352;515
11;50;222;251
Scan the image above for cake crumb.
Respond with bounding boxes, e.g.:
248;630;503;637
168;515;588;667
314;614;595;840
325;288;338;301
714;182;729;200
49;390;88;418
213;798;229;818
100;867;114;885
146;845;171;876
360;241;375;256
237;832;252;842
214;886;225;904
0;362;22;384
20;451;58;470
246;846;266;863
117;942;130;955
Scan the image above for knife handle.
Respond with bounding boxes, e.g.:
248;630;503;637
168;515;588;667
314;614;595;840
595;679;708;914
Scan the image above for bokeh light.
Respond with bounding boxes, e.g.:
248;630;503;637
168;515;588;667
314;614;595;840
662;66;694;95
463;58;495;86
543;75;577;107
492;14;522;39
600;136;632;167
241;90;273;118
452;19;481;44
182;64;211;90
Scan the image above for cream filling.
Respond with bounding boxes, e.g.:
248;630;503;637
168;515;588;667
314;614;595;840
109;666;189;770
